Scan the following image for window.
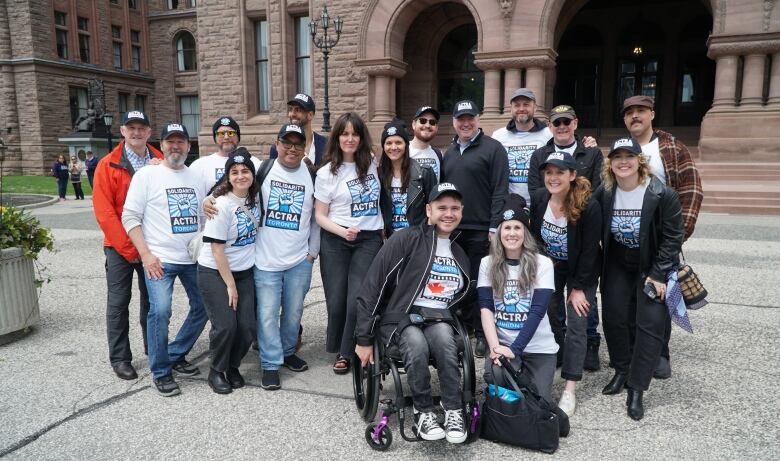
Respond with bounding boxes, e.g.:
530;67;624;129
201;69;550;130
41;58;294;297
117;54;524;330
111;26;121;39
55;12;68;59
79;34;90;63
167;0;179;9
110;0;119;4
131;46;141;71
294;16;311;95
179;96;200;137
118;92;129;122
129;0;138;9
69;87;88;126
77;17;88;31
175;31;197;71
113;42;122;68
55;11;66;26
131;30;140;43
135;94;146;113
255;20;269;111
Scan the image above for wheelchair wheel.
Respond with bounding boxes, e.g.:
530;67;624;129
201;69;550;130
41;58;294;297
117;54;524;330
365;423;392;451
352;343;380;422
454;317;477;397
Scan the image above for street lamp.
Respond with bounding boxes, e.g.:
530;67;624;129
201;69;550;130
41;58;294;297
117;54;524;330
0;138;6;213
309;5;343;132
103;113;114;152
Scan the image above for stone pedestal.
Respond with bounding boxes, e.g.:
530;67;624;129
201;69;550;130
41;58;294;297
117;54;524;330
57;132;113;159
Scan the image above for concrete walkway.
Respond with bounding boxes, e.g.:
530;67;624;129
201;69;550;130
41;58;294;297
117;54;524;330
1;198;778;460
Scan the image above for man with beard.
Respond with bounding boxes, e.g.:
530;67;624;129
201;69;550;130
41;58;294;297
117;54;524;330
190;116;260;194
409;105;444;181
269;93;327;169
122;123;208;396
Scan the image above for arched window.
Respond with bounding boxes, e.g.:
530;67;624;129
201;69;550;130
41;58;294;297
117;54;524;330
437;24;482;114
175;31;197;72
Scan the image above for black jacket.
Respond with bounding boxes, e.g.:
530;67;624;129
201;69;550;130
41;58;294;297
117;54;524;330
269;131;328;166
442;129;509;230
528;135;603;195
355;224;472;347
380;159;437;237
530;189;602;289
594;176;683;282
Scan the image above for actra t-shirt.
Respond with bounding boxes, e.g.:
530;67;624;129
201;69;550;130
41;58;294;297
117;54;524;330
314;161;384;230
198;192;259;271
390;177;409;230
414;238;464;309
492;126;552;203
189;152;262;194
409;145;441;180
541;204;568;260
611;182;648;249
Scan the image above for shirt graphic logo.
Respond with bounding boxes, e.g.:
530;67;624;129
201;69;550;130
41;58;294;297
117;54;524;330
611;209;641;248
541;220;567;260
494;280;530;330
215;167;225;182
166;187;198;234
233;206;260;246
421;256;460;303
507;145;535;183
414;157;439;178
347;174;379;217
391;187;408;230
266;180;305;230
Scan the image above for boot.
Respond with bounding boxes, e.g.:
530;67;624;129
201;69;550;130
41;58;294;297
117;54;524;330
602;372;627;395
583;338;601;371
626;387;644;421
208;369;233;394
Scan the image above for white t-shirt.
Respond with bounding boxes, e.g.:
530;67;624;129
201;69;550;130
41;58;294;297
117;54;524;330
390;176;409;230
414;238;464;309
255;161;317;271
641;138;667;185
541;205;568;261
409;145;441;180
314;161;384;230
123;164;205;265
492;126;553;203
189;152;262;194
198;193;259;271
554;141;577;156
611;182;648;249
478;254;557;354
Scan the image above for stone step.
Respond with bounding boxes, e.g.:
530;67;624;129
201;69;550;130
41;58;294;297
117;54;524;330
701;203;780;214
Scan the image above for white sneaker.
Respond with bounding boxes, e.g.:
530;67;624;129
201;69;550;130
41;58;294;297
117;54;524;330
558;390;576;417
443;409;467;443
414;410;445;441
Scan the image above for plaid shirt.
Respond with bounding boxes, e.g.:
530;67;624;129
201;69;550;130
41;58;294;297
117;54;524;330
125;144;152;173
655;129;703;241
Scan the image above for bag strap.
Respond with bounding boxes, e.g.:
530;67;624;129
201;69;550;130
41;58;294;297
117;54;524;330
497;355;544;399
238;204;259;229
255;158;276;219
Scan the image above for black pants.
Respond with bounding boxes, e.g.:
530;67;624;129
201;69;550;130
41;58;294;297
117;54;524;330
104;247;149;365
548;263;589;381
601;255;669;391
320;228;383;357
197;266;256;372
454;229;489;338
72;182;84;199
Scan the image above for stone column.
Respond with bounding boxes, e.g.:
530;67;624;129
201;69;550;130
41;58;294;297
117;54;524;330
711;55;739;111
740;54;767;108
504;68;522;110
374;75;392;119
483;69;501;116
768;52;780;108
354;58;407;122
526;67;546;117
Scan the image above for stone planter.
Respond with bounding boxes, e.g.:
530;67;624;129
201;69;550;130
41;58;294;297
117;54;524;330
0;247;40;335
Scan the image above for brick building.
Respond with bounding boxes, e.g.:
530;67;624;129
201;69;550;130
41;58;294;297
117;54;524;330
1;0;779;176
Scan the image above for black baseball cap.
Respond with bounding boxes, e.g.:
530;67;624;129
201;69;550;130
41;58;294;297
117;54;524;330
452;100;479;118
122;110;150;126
288;93;316;113
160;122;189;140
609;137;643;157
540;151;578;171
414;105;440;121
278;123;305;140
428;182;463;202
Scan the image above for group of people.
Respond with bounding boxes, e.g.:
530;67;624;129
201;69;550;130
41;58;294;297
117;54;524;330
92;88;701;441
51;150;98;201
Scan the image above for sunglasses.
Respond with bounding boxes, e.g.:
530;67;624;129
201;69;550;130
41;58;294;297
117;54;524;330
416;117;438;126
552;118;573;127
279;139;306;151
216;130;237;138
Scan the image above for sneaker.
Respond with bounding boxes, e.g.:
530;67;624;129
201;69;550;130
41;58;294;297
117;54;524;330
172;359;201;377
261;369;281;390
558;390;576;417
153;374;181;397
283;354;309;372
653;356;672;380
443;409;467;443
414;409;445;441
584;339;601;371
474;337;486;358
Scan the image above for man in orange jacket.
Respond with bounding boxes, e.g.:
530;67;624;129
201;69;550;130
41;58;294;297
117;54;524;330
93;110;164;380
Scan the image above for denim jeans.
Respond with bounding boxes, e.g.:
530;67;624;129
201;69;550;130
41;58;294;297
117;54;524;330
104;247;149;365
145;263;208;379
255;258;313;370
398;322;462;412
56;178;68;198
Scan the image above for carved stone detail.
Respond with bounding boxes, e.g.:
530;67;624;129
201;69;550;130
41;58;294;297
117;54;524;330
497;0;514;19
764;1;775;32
716;0;727;34
707;37;780;58
473;49;557;71
353;58;408;79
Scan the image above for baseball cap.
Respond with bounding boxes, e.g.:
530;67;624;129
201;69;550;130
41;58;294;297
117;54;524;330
549;105;577;122
160;122;189;140
498;194;530;228
212;116;241;142
224;148;257;177
288;93;316;113
277;123;305;140
622;95;655;114
510;88;536;103
122;110;150;126
540;151;578;171
428;182;463;202
452;100;479;118
414;105;440;121
609;137;643;157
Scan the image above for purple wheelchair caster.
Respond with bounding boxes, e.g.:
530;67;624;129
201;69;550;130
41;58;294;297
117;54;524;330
365;412;392;451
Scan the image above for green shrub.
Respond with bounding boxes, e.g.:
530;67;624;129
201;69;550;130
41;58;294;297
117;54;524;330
0;206;55;286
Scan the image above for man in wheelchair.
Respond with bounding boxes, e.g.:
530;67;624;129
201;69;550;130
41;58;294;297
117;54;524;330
355;183;471;444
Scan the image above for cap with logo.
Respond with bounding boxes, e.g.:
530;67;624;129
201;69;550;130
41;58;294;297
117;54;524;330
622;95;655;114
212;116;241;142
122;110;150;127
381;121;409;146
224;147;257;177
549;105;577;122
278;123;305;141
509;88;537;103
288;93;316;113
428;182;463;202
540;151;578;171
160;122;189;140
498;194;530;228
452;100;479;118
414;105;441;121
608;137;643;157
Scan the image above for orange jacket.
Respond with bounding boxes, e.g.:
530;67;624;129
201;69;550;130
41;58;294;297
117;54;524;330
92;141;164;262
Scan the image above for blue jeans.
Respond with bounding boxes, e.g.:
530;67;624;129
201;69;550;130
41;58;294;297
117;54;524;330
56;177;68;198
255;258;313;370
145;263;208;379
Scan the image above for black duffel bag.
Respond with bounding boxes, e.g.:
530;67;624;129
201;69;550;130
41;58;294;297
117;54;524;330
480;356;568;453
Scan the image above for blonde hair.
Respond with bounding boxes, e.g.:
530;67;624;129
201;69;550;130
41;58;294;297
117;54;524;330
488;222;539;296
601;153;651;191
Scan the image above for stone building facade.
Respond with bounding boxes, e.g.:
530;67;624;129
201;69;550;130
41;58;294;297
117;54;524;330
0;0;778;174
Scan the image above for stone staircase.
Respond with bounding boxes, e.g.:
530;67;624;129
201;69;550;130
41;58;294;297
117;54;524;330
698;162;780;215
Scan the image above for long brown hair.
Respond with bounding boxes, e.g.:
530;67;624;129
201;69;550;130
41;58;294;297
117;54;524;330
563;176;592;223
488;221;540;296
321;112;374;180
379;138;411;193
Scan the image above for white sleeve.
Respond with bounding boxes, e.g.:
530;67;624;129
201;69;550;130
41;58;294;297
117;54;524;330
121;169;147;232
477;256;492;288
313;168;334;204
203;198;231;241
534;255;555;290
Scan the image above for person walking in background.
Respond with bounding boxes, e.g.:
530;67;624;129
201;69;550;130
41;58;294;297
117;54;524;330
52;154;69;201
85;150;99;188
69;155;85;200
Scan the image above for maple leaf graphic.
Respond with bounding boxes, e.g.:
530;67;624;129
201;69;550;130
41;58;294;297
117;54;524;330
428;281;445;294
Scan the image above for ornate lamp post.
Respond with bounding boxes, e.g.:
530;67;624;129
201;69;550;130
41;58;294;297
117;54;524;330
0;138;6;212
103;113;114;152
309;5;343;132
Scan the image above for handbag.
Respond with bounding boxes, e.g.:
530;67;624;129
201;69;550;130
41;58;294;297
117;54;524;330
480;356;567;453
677;251;708;310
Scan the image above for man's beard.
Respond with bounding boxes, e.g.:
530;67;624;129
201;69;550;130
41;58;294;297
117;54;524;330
415;129;435;142
165;151;187;168
220;143;237;154
514;113;533;126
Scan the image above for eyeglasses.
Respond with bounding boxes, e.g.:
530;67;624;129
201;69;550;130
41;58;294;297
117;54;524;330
216;130;237;138
279;139;306;151
552;118;573;127
416;117;438;126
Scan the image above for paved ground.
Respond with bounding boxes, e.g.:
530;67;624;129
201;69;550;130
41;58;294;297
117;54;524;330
1;197;778;460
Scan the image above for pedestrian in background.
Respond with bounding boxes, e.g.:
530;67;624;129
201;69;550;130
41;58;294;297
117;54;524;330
85;150;99;188
52;154;69;201
70;155;85;200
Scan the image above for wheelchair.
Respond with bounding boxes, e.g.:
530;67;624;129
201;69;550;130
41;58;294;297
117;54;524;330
352;313;481;451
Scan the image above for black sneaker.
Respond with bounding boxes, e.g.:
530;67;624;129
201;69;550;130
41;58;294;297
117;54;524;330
154;374;181;397
283;354;309;372
173;360;201;377
474;337;486;358
414;409;445;441
261;369;281;390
